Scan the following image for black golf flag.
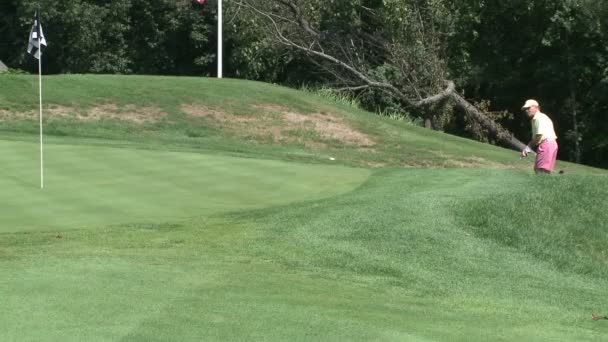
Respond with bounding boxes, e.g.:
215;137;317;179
27;11;47;59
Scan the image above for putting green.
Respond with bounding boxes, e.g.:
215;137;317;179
0;140;371;232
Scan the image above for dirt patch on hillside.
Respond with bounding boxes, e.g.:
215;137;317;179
396;152;518;169
0;104;167;123
282;111;375;146
182;105;261;124
182;103;376;148
0;109;10;119
448;156;525;170
0;109;32;120
85;104;166;123
443;156;504;168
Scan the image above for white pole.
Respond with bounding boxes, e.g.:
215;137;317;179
38;40;44;189
217;0;223;78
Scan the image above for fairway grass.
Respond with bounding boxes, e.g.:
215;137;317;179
0;139;370;232
2;167;608;341
2;75;608;341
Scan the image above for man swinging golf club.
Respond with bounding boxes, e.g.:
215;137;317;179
520;99;559;174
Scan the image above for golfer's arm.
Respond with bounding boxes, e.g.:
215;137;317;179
528;134;543;147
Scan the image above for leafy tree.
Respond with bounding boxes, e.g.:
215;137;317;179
1;0;216;75
0;1;22;67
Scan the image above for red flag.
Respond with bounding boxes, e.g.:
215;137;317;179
193;0;206;4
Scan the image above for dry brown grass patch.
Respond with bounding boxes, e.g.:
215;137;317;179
182;103;376;148
282;111;375;147
0;104;167;123
0;109;36;121
182;104;264;124
85;104;166;123
441;155;513;169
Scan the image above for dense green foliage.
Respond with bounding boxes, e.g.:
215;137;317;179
1;0;606;168
0;0;215;74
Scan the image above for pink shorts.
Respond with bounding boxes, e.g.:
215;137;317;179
535;139;558;172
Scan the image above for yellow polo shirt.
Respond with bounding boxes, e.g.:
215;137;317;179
531;112;557;142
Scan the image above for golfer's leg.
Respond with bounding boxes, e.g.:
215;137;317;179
549;142;559;171
535;143;552;173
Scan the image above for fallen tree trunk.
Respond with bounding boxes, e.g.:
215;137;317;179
450;90;526;151
419;81;525;151
236;0;527;152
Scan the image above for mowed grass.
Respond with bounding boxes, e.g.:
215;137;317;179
3;168;608;341
1;74;608;341
0;139;370;232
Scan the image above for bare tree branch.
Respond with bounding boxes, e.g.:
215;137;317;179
277;0;319;38
334;85;370;92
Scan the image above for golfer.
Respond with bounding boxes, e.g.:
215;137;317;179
520;99;558;173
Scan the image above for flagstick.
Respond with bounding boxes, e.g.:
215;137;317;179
38;40;44;189
217;0;222;78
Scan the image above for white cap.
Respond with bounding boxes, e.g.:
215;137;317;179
522;99;539;109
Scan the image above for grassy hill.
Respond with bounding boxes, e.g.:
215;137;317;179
1;74;607;341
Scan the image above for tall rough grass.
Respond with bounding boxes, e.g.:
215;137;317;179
458;174;608;277
301;85;420;125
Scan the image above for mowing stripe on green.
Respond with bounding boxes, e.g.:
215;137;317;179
0;139;371;232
